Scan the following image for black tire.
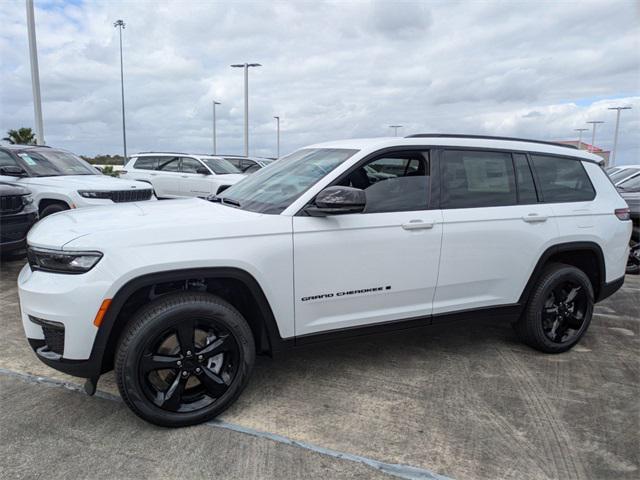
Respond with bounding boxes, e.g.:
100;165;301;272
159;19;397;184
40;202;69;218
115;292;255;427
514;263;594;353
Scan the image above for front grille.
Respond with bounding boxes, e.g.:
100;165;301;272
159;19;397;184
29;316;65;356
111;189;153;203
0;195;23;213
0;212;36;243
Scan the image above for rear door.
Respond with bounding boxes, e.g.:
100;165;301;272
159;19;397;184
180;157;215;197
433;149;557;314
293;149;443;336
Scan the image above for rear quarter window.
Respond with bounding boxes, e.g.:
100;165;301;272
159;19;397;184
530;155;595;203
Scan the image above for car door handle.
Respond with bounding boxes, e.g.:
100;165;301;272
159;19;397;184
522;213;548;223
402;220;434;230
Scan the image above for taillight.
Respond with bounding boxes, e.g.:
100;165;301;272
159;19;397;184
615;208;631;221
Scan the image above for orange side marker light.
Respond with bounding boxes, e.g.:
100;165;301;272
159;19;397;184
93;299;112;327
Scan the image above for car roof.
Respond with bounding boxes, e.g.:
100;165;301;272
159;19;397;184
306;135;604;164
0;144;52;152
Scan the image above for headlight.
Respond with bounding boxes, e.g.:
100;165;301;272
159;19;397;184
78;190;112;199
22;194;34;205
27;247;103;274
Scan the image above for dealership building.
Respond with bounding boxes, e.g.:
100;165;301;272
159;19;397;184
556;140;611;165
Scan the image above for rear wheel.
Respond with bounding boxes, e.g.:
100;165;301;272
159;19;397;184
514;263;594;353
115;292;255;427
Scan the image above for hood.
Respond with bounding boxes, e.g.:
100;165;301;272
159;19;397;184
27;198;278;250
20;175;150;190
0;182;30;196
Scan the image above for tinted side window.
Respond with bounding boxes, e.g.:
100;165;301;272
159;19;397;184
157;157;180;172
0;151;19;168
181;158;203;173
441;150;516;208
513;153;538;204
133;157;158;170
340;151;430;213
530;155;595;203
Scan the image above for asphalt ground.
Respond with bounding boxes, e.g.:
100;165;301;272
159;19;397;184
1;256;638;480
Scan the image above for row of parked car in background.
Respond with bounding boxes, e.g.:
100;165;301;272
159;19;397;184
0;142;638;272
0;144;275;255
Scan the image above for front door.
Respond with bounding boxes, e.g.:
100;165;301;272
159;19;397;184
180;157;214;197
154;157;182;197
292;150;443;336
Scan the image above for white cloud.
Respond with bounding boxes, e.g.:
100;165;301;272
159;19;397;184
0;0;638;164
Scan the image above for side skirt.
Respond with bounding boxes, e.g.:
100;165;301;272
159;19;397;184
287;303;522;350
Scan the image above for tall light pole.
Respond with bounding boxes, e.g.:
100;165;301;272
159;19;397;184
586;121;604;153
113;19;127;160
273;116;280;158
230;63;261;156
212;100;221;154
26;0;44;145
574;128;588;150
608;106;632;167
389;125;403;136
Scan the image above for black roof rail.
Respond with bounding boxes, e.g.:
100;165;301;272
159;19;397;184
135;151;188;155
404;133;578;150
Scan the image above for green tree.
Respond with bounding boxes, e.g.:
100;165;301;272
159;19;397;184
3;128;36;145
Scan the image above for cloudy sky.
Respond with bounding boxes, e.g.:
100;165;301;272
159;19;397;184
1;0;639;163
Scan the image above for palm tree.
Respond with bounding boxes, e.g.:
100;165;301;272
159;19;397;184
3;128;36;145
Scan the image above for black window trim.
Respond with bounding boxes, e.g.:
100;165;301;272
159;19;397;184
296;146;435;216
512;152;541;205
295;145;596;215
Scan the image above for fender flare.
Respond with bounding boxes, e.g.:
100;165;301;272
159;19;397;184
91;267;285;376
518;241;606;306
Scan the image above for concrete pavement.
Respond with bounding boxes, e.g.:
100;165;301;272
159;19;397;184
1;257;638;479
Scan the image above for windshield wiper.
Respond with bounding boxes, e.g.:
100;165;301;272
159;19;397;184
221;197;241;207
207;195;241;207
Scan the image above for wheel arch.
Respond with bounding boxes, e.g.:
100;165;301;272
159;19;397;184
37;197;71;214
95;267;286;375
519;241;606;307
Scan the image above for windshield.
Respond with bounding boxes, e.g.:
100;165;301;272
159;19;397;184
218;148;358;214
16;150;97;177
201;157;242;174
618;174;640;191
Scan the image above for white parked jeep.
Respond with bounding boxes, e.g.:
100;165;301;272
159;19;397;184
120;152;247;198
18;134;631;427
0;145;154;217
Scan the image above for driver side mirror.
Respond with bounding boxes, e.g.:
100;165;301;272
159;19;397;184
304;186;366;217
0;165;27;177
196;166;211;175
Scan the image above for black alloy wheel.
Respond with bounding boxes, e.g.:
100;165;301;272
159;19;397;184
139;319;240;413
541;281;588;344
116;292;255;427
514;263;594;353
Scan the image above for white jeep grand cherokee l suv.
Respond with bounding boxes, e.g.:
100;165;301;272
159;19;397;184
18;134;631;427
120;152;247;198
0;145;154;217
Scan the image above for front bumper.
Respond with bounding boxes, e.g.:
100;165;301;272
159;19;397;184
18;263;114;378
0;210;38;252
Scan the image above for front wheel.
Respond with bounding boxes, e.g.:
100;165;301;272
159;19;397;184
115;292;255;427
514;263;594;353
